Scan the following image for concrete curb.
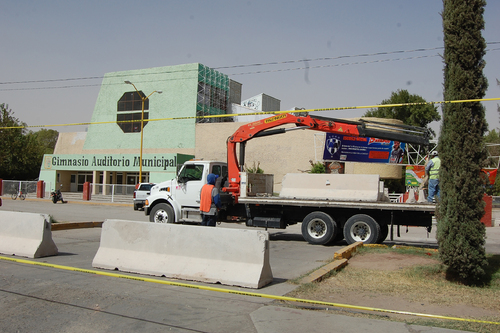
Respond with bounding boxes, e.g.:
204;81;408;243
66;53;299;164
299;241;364;284
51;222;104;231
299;259;348;284
334;241;363;260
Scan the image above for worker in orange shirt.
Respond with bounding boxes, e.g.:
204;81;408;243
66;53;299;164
199;173;221;226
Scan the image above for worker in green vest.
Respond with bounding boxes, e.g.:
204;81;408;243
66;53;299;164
425;151;441;203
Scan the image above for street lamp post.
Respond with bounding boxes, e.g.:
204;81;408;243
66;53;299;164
124;81;162;183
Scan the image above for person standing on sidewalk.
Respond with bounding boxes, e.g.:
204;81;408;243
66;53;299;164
425;151;441;203
199;173;221;227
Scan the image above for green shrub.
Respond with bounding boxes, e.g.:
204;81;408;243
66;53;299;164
310;162;326;174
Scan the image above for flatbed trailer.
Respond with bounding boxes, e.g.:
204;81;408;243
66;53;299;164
234;196;435;245
239;196;435;212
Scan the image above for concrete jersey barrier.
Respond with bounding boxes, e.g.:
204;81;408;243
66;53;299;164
280;173;382;201
0;211;58;258
92;220;273;288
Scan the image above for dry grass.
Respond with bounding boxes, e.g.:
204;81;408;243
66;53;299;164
321;264;500;311
286;247;500;333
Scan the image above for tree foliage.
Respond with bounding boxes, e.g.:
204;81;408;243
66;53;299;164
437;0;488;285
0;104;55;180
35;128;59;154
364;89;441;137
363;90;440;192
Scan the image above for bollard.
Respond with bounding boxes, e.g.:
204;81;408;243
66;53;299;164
36;180;45;198
82;182;91;201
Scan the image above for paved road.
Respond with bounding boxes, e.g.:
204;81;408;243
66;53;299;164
1;197;493;332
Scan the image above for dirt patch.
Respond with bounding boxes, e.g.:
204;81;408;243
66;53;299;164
288;251;500;328
347;251;439;270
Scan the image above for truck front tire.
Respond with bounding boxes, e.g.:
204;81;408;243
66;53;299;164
301;211;337;245
344;214;380;244
149;203;175;223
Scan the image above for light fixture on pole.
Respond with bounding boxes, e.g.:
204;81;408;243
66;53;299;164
124;81;162;183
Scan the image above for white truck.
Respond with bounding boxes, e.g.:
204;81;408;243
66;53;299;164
144;113;435;245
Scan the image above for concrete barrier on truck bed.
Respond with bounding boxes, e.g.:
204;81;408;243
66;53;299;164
92;220;273;288
280;173;382;202
0;211;58;258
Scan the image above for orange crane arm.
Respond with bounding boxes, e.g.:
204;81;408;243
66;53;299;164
223;113;429;201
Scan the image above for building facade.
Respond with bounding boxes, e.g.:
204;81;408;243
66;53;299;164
38;63;236;193
38;62;403;195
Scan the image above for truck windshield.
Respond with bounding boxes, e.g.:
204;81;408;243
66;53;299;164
178;164;204;182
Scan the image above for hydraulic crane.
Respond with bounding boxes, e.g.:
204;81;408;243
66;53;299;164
224;113;430;200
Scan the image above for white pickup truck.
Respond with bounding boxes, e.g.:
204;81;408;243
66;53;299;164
144;159;435;246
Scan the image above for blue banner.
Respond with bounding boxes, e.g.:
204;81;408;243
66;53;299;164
323;134;405;164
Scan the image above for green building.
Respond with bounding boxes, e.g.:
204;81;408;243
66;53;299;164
38;63;236;193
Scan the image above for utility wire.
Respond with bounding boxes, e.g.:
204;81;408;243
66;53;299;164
0;46;458;85
0;44;499;91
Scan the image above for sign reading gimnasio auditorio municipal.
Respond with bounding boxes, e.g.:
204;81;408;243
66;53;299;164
42;154;188;172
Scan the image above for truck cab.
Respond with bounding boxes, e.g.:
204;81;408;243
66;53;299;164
144;160;228;223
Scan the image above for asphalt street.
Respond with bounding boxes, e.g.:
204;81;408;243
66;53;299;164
1;196;497;332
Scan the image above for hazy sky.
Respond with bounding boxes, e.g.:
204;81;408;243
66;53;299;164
1;0;499;135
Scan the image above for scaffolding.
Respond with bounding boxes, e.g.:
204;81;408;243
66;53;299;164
196;64;230;123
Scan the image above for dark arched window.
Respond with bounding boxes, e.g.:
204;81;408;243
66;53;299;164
117;91;149;133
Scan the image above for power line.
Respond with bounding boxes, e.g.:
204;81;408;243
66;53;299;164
0;46;448;85
0;44;499;92
215;47;446;70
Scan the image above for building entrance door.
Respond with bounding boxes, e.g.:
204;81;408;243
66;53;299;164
70;174;77;192
77;173;93;192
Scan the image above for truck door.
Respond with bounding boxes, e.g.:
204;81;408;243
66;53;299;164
211;164;228;188
174;163;205;208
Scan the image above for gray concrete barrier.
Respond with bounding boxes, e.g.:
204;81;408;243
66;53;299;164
0;211;58;258
92;220;273;288
280;173;381;201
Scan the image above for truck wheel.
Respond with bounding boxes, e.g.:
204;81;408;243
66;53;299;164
149;203;175;223
133;203;139;211
343;214;380;244
301;212;337;245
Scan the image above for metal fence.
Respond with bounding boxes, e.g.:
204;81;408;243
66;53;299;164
92;184;136;196
1;180;38;198
1;181;136;203
91;184;136;203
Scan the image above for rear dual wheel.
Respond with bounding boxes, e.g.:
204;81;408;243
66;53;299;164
301;212;338;245
343;214;381;244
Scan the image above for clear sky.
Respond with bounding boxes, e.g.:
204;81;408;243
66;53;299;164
1;0;499;135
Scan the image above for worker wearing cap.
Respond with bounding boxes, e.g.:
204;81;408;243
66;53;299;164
199;173;221;227
425;151;441;203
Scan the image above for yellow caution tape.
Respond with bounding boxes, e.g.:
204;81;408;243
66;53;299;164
1;97;499;130
0;255;498;325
